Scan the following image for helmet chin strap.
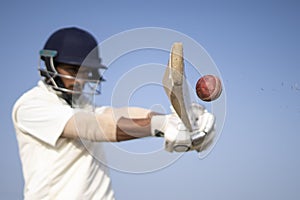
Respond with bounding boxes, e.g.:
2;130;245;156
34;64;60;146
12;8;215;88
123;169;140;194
54;77;74;107
39;56;76;107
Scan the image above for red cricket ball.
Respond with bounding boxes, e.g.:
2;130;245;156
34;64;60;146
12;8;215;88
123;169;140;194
196;75;222;102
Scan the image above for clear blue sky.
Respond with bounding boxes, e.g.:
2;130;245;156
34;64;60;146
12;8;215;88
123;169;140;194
1;0;300;199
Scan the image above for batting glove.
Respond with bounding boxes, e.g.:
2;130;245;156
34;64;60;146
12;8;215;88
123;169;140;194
164;103;216;153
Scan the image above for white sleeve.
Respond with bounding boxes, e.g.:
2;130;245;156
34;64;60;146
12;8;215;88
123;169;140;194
15;98;74;147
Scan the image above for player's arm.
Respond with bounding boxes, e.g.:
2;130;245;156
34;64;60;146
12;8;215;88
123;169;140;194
61;107;164;142
99;107;156;141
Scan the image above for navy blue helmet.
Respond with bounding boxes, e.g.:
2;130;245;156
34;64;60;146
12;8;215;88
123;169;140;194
41;27;106;69
39;27;106;99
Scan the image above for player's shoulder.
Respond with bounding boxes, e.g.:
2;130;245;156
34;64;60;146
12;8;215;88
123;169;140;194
13;81;59;108
17;81;43;99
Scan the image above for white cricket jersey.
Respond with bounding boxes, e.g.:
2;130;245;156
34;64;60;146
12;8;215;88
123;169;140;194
12;80;115;200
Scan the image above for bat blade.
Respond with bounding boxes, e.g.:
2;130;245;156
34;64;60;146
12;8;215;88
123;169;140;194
163;42;193;131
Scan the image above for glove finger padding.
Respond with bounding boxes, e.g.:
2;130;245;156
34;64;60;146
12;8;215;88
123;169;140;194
164;121;191;152
191;113;216;152
192;127;216;152
188;103;216;152
189;103;206;129
201;128;216;151
163;116;181;152
199;112;215;133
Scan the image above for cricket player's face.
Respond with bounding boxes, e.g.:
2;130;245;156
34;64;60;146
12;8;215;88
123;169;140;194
56;64;90;93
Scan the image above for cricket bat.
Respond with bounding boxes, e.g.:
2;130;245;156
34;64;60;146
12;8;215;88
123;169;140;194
162;42;194;132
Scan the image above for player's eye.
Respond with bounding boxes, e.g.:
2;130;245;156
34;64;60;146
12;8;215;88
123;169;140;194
62;66;79;76
69;68;79;75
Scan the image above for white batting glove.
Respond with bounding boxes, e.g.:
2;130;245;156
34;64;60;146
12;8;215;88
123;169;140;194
188;103;216;152
151;113;193;152
163;103;216;153
150;114;181;137
164;122;192;152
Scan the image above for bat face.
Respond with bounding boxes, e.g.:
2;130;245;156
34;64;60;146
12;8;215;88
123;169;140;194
162;43;194;131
